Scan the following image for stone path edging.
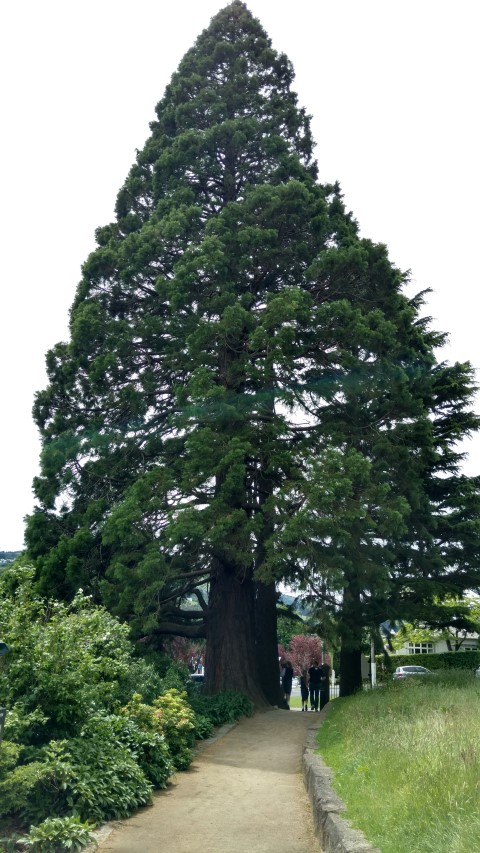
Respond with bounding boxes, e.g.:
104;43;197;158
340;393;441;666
303;707;381;853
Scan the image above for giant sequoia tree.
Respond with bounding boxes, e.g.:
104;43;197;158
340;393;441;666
27;2;480;702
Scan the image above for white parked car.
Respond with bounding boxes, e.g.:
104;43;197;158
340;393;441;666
475;666;480;678
393;665;433;680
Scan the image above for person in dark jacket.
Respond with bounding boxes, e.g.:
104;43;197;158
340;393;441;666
319;661;331;710
282;661;294;709
308;661;322;711
300;668;309;711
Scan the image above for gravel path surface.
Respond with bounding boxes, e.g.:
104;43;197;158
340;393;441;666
93;708;323;853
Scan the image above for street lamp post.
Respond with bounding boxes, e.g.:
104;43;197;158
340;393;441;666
370;634;377;688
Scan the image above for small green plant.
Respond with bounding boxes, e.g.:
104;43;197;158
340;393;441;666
191;712;214;740
114;657;164;705
0;832;25;853
18;815;94;851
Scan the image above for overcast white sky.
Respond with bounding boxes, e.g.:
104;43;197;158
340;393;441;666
1;1;479;551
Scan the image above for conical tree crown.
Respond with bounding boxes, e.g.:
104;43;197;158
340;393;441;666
112;1;316;234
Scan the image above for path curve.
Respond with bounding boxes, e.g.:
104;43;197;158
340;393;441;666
93;708;323;853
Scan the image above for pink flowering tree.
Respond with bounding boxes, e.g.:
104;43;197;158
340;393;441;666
285;635;328;674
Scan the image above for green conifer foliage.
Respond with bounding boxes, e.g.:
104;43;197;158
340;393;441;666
27;2;480;701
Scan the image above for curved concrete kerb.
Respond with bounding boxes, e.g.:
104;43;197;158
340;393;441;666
302;705;381;853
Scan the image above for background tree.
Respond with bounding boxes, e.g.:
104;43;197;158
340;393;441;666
285;635;326;675
265;283;480;695
391;595;480;653
26;1;480;700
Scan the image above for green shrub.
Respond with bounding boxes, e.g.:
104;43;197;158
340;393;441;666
191;712;214;740
121;692;158;730
188;690;253;727
0;566;133;743
159;662;192;693
0;566;231;839
18;815;94;852
3;707;49;745
114;657;164;705
84;710;173;789
153;689;196;770
0;761;54;820
0;740;21;774
50;734;152;823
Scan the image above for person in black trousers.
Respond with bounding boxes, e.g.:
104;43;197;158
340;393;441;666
308;661;322;711
319;661;331;710
300;668;309;711
282;661;294;709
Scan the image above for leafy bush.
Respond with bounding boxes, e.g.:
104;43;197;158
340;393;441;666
0;566;133;742
191;712;214;740
0;760;54;820
39;733;152;824
188;690;253;727
18;815;94;851
114;657;164;705
0;740;21;774
3;707;49;745
153;689;196;769
124;690;197;771
84;710;173;789
159;662;192;693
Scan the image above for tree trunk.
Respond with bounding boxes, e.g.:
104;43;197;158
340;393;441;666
254;580;286;707
205;558;269;706
339;647;362;696
338;579;364;697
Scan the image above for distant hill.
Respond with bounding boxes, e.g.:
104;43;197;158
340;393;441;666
279;593;310;614
0;551;21;566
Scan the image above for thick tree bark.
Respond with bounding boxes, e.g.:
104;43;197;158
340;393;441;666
205;558;270;706
254;580;286;707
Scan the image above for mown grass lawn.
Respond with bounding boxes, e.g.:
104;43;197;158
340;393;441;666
317;670;480;853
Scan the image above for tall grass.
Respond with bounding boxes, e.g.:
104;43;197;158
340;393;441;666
317;671;480;853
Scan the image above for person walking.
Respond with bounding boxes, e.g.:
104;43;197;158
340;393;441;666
300;668;309;712
308;660;322;711
319;661;331;710
282;661;294;709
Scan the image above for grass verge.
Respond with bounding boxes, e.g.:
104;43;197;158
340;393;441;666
316;670;480;853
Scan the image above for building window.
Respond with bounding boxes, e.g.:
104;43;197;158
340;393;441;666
461;645;478;652
408;642;433;655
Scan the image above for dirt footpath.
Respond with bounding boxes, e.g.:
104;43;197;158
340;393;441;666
93;708;323;853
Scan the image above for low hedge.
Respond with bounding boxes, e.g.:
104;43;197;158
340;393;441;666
379;650;480;673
